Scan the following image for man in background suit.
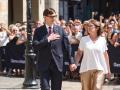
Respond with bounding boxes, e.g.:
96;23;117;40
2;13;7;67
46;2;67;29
33;8;77;90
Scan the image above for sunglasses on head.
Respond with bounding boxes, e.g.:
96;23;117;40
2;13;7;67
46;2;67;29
47;15;57;18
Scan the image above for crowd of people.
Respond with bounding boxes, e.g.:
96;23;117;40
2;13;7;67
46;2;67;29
0;8;120;89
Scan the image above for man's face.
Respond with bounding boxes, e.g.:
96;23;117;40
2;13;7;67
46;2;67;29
44;13;57;24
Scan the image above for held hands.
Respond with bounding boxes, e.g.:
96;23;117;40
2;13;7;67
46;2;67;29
69;64;77;72
48;33;60;42
105;68;111;80
105;72;111;80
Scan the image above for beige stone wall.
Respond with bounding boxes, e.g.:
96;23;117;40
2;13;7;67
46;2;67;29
0;0;59;25
23;0;27;22
38;0;45;22
0;0;8;26
30;0;45;22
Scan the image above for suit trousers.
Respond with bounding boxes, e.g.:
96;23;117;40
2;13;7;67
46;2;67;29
39;59;62;90
80;70;105;90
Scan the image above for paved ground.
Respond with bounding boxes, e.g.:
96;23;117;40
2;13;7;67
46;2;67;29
0;76;120;90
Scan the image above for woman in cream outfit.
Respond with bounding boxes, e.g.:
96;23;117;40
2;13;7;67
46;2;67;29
75;19;111;90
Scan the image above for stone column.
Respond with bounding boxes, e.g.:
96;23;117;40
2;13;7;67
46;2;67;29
23;0;27;22
0;0;8;26
38;0;45;22
32;0;45;22
45;0;59;18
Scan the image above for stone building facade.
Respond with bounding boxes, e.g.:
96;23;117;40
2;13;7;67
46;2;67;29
0;0;59;26
0;0;120;26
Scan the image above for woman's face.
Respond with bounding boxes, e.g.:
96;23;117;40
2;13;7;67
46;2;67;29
88;23;97;35
11;26;19;35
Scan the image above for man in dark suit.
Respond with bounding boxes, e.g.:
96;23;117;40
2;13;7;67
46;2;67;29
33;8;77;90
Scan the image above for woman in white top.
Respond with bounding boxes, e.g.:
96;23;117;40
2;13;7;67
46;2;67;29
0;23;11;72
0;23;10;47
75;19;111;90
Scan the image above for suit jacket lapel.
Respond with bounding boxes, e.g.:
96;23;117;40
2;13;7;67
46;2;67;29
43;25;48;34
41;24;49;38
53;25;59;34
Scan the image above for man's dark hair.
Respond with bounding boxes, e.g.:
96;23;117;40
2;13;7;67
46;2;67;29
43;8;56;16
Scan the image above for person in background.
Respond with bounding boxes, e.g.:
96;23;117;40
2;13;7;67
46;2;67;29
107;31;120;81
75;20;111;90
33;8;77;90
35;20;43;28
6;24;26;76
0;23;10;73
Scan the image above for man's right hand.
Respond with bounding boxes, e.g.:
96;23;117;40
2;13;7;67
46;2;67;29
48;33;60;42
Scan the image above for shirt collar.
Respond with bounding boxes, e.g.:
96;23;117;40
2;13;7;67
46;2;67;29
46;24;54;30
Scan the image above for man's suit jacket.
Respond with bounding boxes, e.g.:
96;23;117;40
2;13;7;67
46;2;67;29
33;24;74;72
